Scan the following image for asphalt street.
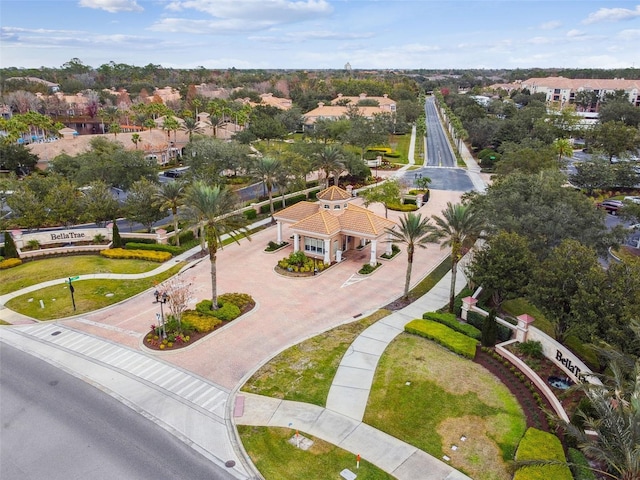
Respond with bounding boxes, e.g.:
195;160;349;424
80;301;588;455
0;344;236;480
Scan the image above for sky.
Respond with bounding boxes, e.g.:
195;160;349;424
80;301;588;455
1;0;640;70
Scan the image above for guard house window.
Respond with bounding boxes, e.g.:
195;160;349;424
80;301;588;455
324;204;330;209
304;237;324;254
334;205;340;209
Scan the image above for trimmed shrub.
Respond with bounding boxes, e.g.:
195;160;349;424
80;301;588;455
358;263;380;274
244;209;257;220
386;202;418;212
285;194;307;207
125;242;180;255
123;237;156;245
482;309;498;347
467;311;513;343
181;310;222;333
513;428;572;480
112;221;122;248
218;292;254;311
211;302;241;321
265;241;288;252
567;448;596;480
405;319;478;359
0;258;22;269
100;248;171;262
422;312;481;340
3;231;18;259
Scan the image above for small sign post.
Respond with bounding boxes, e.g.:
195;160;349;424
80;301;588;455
68;276;79;311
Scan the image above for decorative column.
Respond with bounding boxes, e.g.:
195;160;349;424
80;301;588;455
385;234;393;255
276;221;282;244
416;194;424;208
516;314;535;343
460;296;478;321
293;233;299;252
323;239;330;264
369;239;377;266
155;228;168;245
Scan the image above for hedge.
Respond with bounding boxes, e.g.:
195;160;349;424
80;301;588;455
467;311;513;342
100;248;172;263
567;448;596;480
0;258;22;269
124;242;180;255
422;312;482;340
123;237;156;245
387;202;418;212
513;428;572;480
404;319;478;359
195;298;242;321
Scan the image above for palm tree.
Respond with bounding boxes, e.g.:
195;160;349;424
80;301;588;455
315;145;345;188
430;202;484;312
182;181;250;309
181;116;204;142
154;181;185;246
385;212;437;300
553;138;573;163
131;133;141;149
253;156;282;217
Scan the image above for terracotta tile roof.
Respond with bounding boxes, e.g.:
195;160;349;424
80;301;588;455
331;93;396;108
273;201;319;223
292;211;342;236
522;77;640;91
317;185;352;201
339;204;396;237
302;104;389;124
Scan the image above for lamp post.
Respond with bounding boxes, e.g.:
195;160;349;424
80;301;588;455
154;290;169;339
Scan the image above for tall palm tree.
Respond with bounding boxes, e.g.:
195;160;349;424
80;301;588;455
181;116;204;142
553;138;573;163
131;133;141;149
182;181;250;309
253;156;282;217
385;212;437;300
315;145;345;188
430;202;484;312
154;181;185;246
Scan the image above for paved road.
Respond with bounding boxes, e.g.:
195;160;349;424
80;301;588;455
0;343;236;480
425;97;456;167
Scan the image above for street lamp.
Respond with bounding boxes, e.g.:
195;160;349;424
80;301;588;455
154;290;169;339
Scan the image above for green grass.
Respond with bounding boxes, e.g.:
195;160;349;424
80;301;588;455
5;265;184;320
390;133;411;164
242;309;392;406
407;255;451;302
0;256;163;296
238;426;394;480
364;334;526;480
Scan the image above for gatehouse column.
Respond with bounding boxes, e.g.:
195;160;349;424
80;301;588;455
369;239;377;266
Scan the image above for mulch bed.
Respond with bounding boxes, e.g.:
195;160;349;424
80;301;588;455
143;301;255;351
474;347;553;432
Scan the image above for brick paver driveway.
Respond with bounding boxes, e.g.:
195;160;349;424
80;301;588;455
68;192;463;389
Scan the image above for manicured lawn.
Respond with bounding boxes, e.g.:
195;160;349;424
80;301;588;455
390;133;411;164
4;265;183;320
0;256;163;296
242;309;392;406
364;334;526;480
238;426;394;480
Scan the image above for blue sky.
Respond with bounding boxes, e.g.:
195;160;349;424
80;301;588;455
1;0;639;70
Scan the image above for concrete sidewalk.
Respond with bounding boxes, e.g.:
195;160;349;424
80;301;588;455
325;263;468;421
236;393;471;480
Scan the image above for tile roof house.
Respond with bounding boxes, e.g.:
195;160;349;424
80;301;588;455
302;93;397;128
520;77;640;109
273;185;396;266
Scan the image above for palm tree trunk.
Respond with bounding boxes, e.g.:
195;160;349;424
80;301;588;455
404;248;414;299
172;208;180;247
207;230;219;310
449;259;458;313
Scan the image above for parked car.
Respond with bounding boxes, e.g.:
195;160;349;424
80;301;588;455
597;199;624;215
163;166;190;178
623;196;640;205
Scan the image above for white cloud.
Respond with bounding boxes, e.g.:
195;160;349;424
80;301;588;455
164;0;332;22
540;20;561;30
78;0;143;13
528;36;553;45
566;29;585;38
618;29;640;40
582;5;640;24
